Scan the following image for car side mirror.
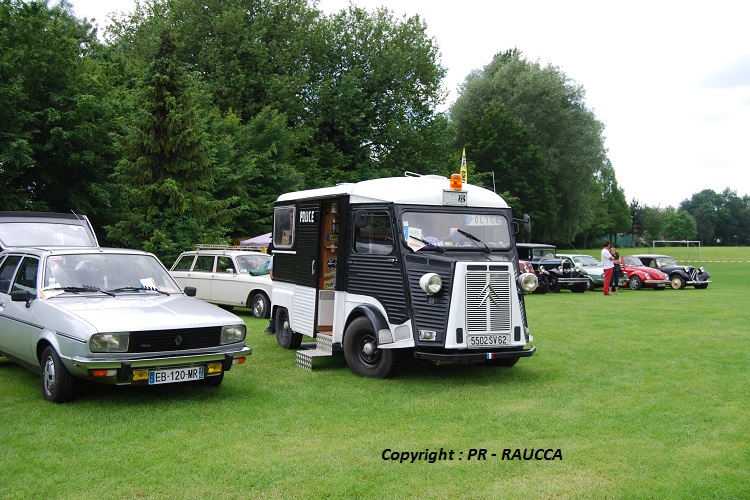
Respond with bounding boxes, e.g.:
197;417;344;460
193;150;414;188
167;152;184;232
183;286;197;297
11;289;32;308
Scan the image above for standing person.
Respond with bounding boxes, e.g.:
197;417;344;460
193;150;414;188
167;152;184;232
610;246;622;295
601;241;616;296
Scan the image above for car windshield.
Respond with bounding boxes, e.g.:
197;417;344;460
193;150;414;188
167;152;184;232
573;255;600;266
622;256;643;266
235;254;271;275
43;253;181;294
401;211;511;251
656;256;678;266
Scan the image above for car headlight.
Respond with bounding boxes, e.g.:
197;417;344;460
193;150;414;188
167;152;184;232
518;272;538;294
90;332;130;353
419;273;442;295
645;273;651;280
221;324;247;344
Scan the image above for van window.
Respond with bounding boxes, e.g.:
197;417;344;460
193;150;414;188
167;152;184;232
354;211;394;255
273;206;295;248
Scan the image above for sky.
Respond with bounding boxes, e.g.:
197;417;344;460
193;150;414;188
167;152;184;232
69;0;750;208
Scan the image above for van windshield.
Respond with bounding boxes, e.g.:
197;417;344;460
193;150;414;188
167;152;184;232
401;211;511;251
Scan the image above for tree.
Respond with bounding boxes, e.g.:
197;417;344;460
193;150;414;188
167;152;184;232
451;49;611;243
107;27;237;263
663;208;697;241
0;0;120;227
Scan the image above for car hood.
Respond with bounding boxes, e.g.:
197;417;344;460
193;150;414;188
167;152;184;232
622;265;668;279
43;293;242;333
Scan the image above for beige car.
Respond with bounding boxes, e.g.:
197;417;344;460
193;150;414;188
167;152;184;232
170;245;273;318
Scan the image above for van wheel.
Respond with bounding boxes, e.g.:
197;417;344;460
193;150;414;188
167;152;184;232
41;346;76;403
249;292;270;319
275;307;302;349
343;317;395;378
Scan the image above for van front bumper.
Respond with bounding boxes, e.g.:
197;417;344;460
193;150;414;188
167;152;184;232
413;345;535;362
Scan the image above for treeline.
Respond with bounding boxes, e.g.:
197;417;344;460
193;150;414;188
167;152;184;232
1;1;746;264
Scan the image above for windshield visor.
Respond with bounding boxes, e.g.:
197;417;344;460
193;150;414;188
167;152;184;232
401;211;511;251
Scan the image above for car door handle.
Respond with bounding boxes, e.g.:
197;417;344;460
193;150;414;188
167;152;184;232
311;260;316;275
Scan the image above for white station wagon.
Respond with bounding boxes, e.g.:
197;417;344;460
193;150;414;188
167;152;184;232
170;245;273;319
0;212;252;403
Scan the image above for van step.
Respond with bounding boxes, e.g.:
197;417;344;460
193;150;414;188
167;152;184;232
296;333;334;371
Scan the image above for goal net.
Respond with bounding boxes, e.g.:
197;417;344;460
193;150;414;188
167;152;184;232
651;240;701;262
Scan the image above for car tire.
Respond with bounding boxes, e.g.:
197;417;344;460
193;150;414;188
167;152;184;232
275;307;302;349
571;283;587;293
533;275;548;294
670;275;686;290
249;292;270;319
41;346;76;403
547;275;561;293
586;278;595;292
694;284;709;289
629;276;643;291
343;316;395;378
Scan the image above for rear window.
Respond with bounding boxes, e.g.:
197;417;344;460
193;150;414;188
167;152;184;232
0;222;96;248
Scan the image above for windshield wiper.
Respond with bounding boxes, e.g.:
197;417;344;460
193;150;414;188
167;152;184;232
456;229;491;252
61;285;115;296
107;286;170;296
408;235;445;252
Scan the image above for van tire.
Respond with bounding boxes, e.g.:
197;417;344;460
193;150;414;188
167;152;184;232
275;307;302;349
343;317;395;378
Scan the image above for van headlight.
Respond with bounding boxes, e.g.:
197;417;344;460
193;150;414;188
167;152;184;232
90;332;130;353
419;273;442;295
221;324;247;344
518;272;538;294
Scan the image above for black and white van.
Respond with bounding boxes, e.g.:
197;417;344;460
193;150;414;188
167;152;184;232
269;173;538;377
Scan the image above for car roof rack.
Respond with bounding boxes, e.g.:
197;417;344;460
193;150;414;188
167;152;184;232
195;244;267;253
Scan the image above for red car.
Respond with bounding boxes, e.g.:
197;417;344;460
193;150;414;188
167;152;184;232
621;256;670;290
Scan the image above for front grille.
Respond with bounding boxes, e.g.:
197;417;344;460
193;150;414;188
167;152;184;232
129;326;223;353
465;271;512;334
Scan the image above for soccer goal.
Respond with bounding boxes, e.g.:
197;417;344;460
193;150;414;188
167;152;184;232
651;240;701;262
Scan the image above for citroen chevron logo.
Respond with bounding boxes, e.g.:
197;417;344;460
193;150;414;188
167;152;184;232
479;282;502;307
174;335;183;346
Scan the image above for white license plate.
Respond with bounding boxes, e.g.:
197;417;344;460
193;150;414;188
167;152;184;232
149;366;204;385
467;334;511;347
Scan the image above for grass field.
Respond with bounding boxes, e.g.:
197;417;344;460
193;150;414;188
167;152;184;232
1;250;749;498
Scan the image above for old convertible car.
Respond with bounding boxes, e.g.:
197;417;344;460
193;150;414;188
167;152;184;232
0;212;252;403
631;254;711;290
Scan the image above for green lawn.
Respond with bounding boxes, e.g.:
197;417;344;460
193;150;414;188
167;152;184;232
1;257;748;498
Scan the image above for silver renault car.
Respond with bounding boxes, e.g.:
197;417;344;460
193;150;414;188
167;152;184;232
0;212;252;403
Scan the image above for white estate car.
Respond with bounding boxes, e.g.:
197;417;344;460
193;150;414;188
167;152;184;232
0;212;252;403
170;245;273;319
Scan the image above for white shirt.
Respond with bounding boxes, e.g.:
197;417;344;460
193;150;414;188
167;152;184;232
601;248;614;270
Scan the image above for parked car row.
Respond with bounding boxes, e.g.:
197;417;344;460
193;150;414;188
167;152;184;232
518;243;711;293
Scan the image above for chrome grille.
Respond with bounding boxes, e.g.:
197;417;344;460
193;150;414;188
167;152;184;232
465;271;512;334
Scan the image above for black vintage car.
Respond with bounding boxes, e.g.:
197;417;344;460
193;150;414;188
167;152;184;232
631;254;711;290
516;243;589;293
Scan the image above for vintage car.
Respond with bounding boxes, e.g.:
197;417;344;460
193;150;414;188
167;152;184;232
170;245;273;318
557;254;609;291
0;215;252;403
516;243;589;293
620;255;670;290
631;254;711;289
